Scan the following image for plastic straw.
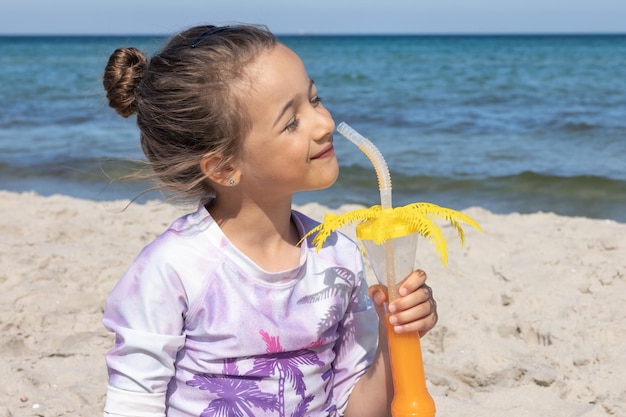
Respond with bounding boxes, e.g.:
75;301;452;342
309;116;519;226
337;122;393;210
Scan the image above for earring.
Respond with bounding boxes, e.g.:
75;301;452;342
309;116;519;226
227;178;236;186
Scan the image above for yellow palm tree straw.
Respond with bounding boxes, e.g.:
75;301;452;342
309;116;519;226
304;122;482;417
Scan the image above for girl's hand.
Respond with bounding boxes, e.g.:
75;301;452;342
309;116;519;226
368;269;438;337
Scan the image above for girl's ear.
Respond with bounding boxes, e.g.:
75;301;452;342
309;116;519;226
200;153;241;187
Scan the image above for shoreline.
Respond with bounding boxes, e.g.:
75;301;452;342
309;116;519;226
5;170;626;224
2;190;624;416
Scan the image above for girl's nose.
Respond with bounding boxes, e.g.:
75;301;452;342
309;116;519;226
312;108;335;141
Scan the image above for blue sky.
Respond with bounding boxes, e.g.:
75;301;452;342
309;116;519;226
2;0;626;35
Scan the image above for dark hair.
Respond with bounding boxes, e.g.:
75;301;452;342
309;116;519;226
103;25;278;201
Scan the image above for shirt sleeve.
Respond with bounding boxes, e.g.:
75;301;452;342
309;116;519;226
102;243;188;416
331;246;378;414
103;385;167;417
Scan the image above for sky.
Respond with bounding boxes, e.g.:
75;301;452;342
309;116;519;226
2;0;626;35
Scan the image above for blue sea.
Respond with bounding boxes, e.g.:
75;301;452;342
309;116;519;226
1;34;625;222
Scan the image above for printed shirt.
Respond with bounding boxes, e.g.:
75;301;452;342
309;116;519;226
103;203;378;417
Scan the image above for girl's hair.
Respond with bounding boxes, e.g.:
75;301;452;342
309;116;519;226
102;24;278;201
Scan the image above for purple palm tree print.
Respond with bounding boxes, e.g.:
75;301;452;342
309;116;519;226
187;266;365;416
246;330;325;417
187;359;278;417
298;267;368;360
188;332;325;417
297;267;354;305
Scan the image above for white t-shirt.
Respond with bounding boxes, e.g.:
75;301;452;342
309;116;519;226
103;203;378;417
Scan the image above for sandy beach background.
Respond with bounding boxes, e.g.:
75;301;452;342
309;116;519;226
1;190;624;416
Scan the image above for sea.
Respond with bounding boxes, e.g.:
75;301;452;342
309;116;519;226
1;34;625;222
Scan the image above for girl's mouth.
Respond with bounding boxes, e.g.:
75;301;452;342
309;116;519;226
311;144;335;160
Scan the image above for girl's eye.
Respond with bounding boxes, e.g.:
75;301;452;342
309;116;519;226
285;117;300;132
283;95;323;133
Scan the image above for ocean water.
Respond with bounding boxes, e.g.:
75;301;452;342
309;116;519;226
1;34;625;222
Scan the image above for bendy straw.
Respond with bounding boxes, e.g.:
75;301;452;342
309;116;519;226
337;122;393;210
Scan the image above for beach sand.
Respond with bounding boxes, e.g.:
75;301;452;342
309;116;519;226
1;190;624;416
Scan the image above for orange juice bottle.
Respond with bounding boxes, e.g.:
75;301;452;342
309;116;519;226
386;318;436;417
359;230;436;416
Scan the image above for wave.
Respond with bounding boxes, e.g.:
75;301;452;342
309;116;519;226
337;166;625;193
2;157;625;222
325;166;626;222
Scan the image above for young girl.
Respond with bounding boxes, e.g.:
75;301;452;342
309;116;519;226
102;24;438;417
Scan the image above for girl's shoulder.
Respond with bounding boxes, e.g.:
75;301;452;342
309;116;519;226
292;209;360;254
133;203;218;264
291;209;321;230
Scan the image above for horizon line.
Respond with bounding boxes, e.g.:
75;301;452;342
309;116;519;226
2;31;626;37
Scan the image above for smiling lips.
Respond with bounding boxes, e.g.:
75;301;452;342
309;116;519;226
311;143;335;160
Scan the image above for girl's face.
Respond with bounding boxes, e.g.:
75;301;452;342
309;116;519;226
235;43;338;199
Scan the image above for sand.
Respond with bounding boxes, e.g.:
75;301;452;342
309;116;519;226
1;190;624;416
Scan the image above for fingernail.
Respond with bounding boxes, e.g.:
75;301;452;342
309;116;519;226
387;304;396;313
389;315;397;325
399;287;407;296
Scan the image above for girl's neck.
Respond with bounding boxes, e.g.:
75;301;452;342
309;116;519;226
207;196;302;272
208;196;293;233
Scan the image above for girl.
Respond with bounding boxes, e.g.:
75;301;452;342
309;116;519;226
102;24;438;417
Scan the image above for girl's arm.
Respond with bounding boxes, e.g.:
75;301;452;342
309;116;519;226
102;244;188;417
344;269;437;417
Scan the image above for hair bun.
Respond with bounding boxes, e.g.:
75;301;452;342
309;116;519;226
103;47;147;118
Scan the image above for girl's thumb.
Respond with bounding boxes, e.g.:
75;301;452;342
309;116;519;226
367;284;388;319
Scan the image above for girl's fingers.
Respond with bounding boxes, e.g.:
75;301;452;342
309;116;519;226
389;269;438;335
369;269;439;335
388;288;434;323
391;269;430;312
389;296;438;335
397;269;427;297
